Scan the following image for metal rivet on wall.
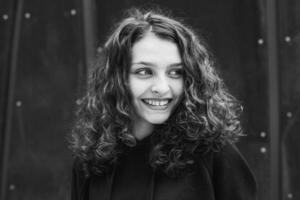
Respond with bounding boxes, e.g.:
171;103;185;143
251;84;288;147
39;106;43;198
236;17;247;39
287;193;293;199
70;9;77;16
286;112;293;118
24;12;31;19
16;101;22;107
97;47;103;53
260;131;267;138
260;147;267;154
2;14;9;20
257;38;264;45
76;99;81;105
285;36;291;43
9;184;16;191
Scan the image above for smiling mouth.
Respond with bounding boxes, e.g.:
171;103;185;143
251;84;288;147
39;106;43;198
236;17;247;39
142;99;172;107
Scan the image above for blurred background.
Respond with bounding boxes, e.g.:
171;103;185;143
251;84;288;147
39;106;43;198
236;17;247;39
0;0;299;199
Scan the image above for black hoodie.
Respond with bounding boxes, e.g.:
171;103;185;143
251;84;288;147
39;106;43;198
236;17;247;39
71;138;257;200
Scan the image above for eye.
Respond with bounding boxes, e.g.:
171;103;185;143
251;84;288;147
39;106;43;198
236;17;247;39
133;67;153;78
168;68;184;79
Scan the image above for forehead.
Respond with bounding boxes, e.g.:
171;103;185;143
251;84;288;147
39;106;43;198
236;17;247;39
131;33;182;64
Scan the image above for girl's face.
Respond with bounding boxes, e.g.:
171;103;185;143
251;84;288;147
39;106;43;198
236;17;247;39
129;33;184;128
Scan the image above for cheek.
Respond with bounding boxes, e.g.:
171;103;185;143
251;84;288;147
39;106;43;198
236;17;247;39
172;80;184;97
128;78;148;100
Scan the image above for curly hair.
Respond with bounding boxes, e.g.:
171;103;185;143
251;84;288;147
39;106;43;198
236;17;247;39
69;8;243;177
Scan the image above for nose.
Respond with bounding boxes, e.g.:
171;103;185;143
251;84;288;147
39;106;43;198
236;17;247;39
151;75;170;95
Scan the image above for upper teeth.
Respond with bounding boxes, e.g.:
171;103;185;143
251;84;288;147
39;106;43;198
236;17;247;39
144;99;169;106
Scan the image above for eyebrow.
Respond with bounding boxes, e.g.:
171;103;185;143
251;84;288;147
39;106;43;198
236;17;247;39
131;61;183;68
169;63;183;68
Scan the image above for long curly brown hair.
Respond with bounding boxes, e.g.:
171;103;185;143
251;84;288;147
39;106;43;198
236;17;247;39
69;8;243;177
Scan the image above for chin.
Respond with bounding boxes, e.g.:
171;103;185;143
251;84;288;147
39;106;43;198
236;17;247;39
147;115;170;124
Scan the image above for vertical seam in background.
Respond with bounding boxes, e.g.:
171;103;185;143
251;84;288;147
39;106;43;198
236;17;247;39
0;0;24;199
266;0;280;200
81;0;95;93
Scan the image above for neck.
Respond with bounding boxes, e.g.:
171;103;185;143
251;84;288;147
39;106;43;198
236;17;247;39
132;118;154;140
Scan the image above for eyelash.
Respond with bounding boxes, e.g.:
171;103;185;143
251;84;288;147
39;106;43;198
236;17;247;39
133;68;183;79
136;68;152;75
169;69;183;78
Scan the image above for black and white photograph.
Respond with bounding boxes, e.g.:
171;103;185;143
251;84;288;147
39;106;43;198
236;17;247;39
0;0;299;200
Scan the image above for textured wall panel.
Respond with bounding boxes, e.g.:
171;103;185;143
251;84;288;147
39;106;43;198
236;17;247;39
278;0;300;199
1;0;85;199
0;0;16;154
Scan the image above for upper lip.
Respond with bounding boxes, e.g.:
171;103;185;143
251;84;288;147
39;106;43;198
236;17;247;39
142;98;172;100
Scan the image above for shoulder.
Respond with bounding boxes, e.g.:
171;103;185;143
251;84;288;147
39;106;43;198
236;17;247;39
213;143;248;165
195;143;244;169
198;143;255;178
212;143;255;179
197;143;257;200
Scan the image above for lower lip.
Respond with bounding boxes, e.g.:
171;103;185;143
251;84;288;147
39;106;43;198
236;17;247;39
141;100;170;110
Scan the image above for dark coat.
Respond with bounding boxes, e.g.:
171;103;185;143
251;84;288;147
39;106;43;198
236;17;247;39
71;143;257;200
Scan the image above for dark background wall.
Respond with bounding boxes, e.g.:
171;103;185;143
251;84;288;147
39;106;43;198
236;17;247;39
278;0;300;199
0;0;299;200
0;0;85;199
